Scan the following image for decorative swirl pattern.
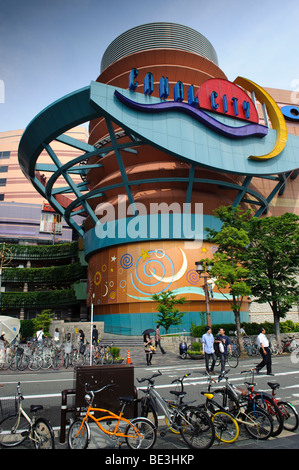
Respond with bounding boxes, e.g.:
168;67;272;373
130;250;174;295
120;253;133;269
186;269;199;285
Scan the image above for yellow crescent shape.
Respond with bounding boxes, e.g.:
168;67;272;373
149;248;187;283
233;76;287;161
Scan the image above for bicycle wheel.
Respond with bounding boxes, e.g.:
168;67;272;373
0;414;30;447
64;354;69;369
227;353;239;368
278;401;299;432
28;355;43;371
244;407;273;440
125;417;156;450
33;417;55;449
9;355;18;371
51;353;64;370
179;407;215;449
71;352;84;367
139;399;158;429
17;354;30;371
0;351;11;370
41;355;52;369
68;419;90;449
253;394;284;437
212;411;239;443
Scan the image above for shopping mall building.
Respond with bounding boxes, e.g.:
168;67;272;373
4;23;299;333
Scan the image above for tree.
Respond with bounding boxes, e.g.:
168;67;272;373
32;309;54;336
151;291;187;334
244;213;299;344
205;206;252;355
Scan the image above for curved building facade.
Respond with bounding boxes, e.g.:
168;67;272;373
18;23;299;334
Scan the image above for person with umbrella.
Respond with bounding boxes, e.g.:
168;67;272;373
143;329;155;366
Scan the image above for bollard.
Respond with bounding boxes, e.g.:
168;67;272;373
60;389;76;444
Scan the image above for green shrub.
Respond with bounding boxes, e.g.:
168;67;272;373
110;347;120;358
190;342;202;352
280;320;295;332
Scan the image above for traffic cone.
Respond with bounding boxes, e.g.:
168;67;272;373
126;350;131;364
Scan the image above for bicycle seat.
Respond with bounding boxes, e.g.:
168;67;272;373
267;382;280;390
234;387;248;396
30;405;43;413
170;390;186;398
118;396;134;405
201;392;214;400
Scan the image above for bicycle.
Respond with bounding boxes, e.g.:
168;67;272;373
243;338;258;356
215;350;239;369
241;369;284;437
211;371;274;440
99;342;114;365
137;370;215;449
68;382;156;450
0;382;55;448
199;373;240;444
266;381;298;432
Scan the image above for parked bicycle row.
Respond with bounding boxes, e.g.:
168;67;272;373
67;367;298;450
0;367;298;450
137;367;298;448
0;338;116;371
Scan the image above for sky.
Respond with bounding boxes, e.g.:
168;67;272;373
0;0;299;132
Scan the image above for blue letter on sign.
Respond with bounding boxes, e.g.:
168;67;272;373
210;91;219;110
144;72;154;95
159;76;169;100
173;81;184;102
129;68;138;91
243;101;250;119
281;105;299;121
187;85;198;107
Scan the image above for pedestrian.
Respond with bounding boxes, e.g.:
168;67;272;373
202;326;216;375
92;325;99;345
155;325;166;354
79;329;85;344
53;328;60;342
215;327;232;375
255;327;273;375
235;324;248;337
144;334;153;366
36;328;44;342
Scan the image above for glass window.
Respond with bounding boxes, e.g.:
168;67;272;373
0;151;10;159
0;166;8;172
0;178;6;186
0;194;4;201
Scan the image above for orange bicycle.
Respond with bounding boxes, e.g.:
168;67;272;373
68;383;156;449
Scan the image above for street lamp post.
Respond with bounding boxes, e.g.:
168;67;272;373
195;260;213;328
90;293;95;366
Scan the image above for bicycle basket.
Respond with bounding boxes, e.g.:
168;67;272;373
0;396;18;420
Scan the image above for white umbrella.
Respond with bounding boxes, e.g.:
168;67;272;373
0;316;20;344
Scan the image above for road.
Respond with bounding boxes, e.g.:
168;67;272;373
0;352;299;450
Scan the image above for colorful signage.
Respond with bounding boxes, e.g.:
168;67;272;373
129;69;258;123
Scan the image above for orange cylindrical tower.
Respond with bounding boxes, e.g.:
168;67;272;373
85;23;250;334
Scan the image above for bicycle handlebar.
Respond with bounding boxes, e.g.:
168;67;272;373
171;373;191;384
84;382;116;394
136;370;162;384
